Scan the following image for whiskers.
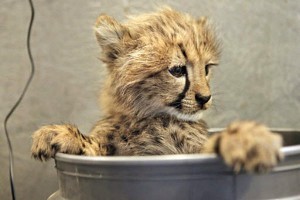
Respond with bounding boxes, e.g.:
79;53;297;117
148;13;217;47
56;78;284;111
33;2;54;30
210;91;227;113
211;91;229;113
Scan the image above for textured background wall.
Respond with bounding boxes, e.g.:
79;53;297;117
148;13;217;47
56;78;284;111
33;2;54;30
1;0;299;199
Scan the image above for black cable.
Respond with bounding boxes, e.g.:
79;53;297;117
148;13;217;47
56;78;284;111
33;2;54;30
4;0;35;199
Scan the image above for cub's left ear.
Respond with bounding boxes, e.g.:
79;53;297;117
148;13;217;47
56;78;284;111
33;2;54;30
94;14;127;63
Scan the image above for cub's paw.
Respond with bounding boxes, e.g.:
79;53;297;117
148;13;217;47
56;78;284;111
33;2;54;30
31;125;85;161
210;121;283;173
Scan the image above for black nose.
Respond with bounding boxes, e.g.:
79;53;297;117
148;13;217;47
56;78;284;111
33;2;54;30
195;94;211;105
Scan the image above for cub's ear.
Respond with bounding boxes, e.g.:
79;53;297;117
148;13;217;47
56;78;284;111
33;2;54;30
94;14;127;63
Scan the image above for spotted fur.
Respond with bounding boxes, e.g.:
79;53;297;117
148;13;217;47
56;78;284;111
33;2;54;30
31;7;282;173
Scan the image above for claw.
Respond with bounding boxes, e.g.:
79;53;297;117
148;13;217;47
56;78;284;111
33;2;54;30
253;163;270;174
232;158;244;173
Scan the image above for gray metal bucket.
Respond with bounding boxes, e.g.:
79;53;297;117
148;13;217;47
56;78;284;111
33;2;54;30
48;129;300;200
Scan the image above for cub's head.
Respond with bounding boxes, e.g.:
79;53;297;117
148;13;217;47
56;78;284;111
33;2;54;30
95;7;220;121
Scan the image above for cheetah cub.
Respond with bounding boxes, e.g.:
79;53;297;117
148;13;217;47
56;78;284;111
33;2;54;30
31;8;283;173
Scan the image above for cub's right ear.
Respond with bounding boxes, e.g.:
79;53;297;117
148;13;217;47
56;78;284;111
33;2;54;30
94;14;127;63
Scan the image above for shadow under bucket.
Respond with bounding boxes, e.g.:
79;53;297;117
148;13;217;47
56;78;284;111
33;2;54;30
48;129;300;200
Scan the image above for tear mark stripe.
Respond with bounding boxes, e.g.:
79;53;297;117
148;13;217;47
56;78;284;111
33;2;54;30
168;67;190;109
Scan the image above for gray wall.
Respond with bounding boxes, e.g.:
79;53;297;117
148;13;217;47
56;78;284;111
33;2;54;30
1;0;299;199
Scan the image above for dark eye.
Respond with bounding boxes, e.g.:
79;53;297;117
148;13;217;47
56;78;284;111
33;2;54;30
168;66;187;78
205;65;210;76
205;64;215;76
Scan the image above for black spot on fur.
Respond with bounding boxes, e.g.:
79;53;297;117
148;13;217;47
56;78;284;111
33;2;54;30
187;121;195;126
161;115;170;128
156;25;166;36
124;122;131;128
171;132;177;141
134;84;142;91
149;26;154;32
148;94;154;99
246;146;259;160
107;133;114;141
114;125;120;130
137;141;147;146
147;127;157;134
78;148;84;155
170;132;184;149
132;130;141;136
105;144;117;155
51;143;61;152
121;135;128;142
75;128;82;136
178;123;186;130
153;136;162;144
81;134;87;140
177;22;185;30
175;137;184;149
86;137;92;144
139;80;146;85
187;131;197;137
